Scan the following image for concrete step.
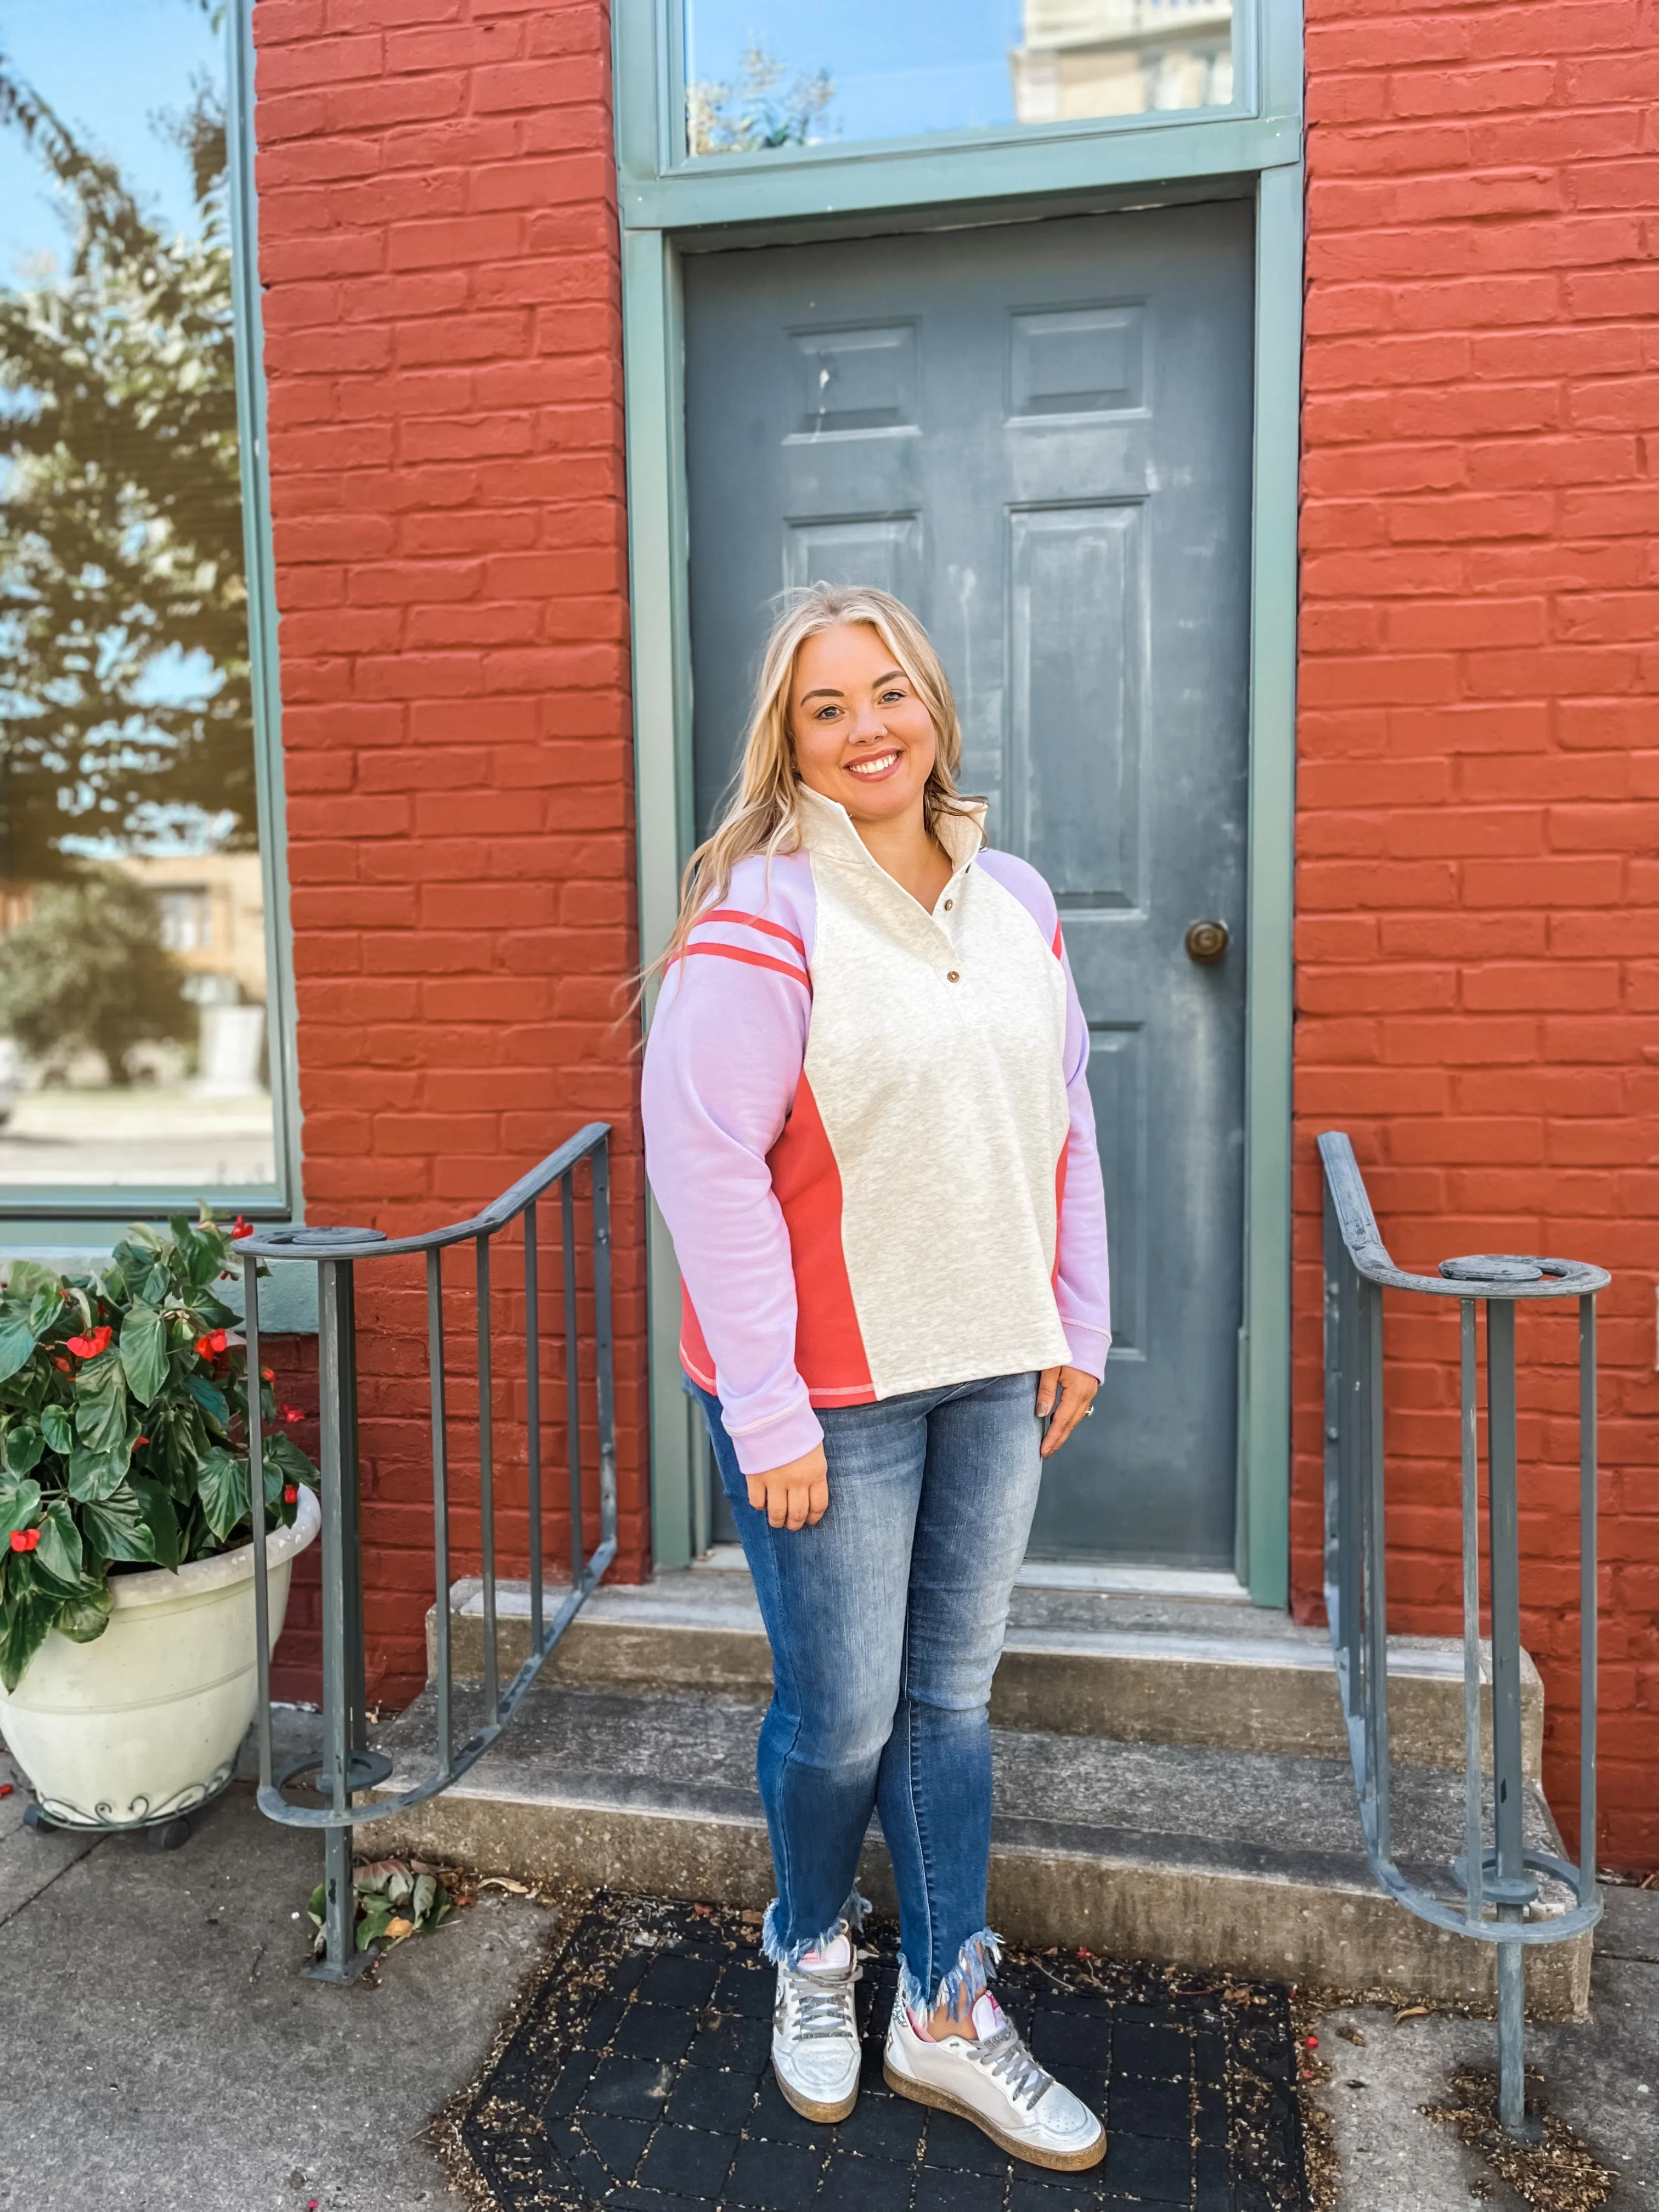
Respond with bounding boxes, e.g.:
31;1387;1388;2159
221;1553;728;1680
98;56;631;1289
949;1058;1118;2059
363;1675;1587;2017
427;1567;1544;1776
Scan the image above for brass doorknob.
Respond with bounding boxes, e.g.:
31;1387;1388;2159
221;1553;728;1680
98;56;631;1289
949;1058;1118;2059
1184;919;1229;964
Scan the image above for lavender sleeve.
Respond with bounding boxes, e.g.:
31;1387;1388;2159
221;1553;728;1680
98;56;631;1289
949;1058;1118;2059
976;852;1112;1378
640;865;825;1476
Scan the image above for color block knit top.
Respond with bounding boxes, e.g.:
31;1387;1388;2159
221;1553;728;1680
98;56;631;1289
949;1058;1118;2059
641;785;1111;1476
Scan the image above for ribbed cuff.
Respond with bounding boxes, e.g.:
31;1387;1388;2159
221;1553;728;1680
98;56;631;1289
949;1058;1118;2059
724;1393;826;1478
1060;1319;1111;1381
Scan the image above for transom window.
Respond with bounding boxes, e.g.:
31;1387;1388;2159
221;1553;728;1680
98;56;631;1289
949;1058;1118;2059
681;0;1236;156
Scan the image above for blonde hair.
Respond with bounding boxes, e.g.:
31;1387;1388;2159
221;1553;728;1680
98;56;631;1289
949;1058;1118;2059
657;583;973;977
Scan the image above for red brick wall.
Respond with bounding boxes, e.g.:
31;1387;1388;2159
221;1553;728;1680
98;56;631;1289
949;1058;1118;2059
1296;0;1659;1866
252;0;646;1707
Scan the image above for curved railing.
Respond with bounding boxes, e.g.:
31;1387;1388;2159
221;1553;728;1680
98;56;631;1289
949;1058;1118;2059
236;1123;617;1982
1319;1132;1607;2137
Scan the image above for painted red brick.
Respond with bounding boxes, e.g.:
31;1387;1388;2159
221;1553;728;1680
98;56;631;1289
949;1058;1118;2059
252;0;644;1712
1299;0;1659;1869
252;0;1657;1874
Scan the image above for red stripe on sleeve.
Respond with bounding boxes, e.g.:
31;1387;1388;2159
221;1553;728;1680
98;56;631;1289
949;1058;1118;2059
700;908;809;960
680;942;812;989
1051;918;1064;958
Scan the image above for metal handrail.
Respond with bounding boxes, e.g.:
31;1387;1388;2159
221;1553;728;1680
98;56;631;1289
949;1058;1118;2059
1319;1131;1608;2137
235;1123;618;1982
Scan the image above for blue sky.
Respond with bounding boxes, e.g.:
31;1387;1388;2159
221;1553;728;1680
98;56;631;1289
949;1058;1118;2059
684;0;1028;141
0;0;222;279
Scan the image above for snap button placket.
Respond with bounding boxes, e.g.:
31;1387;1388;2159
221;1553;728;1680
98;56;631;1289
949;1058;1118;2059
946;970;961;984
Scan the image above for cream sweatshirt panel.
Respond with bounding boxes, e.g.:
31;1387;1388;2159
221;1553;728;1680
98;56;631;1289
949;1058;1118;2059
802;818;1073;1400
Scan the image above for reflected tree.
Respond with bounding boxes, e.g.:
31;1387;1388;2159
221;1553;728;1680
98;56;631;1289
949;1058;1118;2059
687;45;836;155
0;867;188;1081
0;32;253;890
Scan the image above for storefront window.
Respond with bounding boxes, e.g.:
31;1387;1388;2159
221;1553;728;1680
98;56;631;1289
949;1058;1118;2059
683;0;1235;155
0;0;278;1195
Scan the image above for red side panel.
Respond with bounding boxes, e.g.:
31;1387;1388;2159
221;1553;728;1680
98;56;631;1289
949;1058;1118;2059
1052;1138;1068;1289
768;1072;874;1403
679;1284;717;1395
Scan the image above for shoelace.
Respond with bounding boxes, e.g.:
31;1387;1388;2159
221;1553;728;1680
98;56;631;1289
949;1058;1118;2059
785;1962;860;2042
966;2021;1054;2109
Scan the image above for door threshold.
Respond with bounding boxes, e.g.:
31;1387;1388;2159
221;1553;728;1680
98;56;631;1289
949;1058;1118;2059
689;1543;1254;1606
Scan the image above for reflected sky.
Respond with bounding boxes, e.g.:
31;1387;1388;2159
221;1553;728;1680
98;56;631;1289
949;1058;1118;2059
0;0;222;276
685;0;1028;140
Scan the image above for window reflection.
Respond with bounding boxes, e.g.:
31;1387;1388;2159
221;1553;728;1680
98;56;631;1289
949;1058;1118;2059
1012;0;1233;122
683;0;1235;155
0;0;277;1193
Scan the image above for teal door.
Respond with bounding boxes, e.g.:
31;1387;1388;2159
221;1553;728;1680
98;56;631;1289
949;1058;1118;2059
684;202;1254;1568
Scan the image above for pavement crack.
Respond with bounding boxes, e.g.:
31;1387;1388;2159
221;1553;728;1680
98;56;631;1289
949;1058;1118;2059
0;1833;104;1933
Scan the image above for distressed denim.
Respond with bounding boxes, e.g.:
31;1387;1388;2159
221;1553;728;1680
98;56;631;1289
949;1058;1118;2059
695;1370;1044;2015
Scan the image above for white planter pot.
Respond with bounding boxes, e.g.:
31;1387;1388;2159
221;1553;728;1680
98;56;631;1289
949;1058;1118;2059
0;1486;320;1830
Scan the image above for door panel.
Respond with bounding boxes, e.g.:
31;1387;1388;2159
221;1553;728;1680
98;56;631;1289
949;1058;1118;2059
684;202;1254;1567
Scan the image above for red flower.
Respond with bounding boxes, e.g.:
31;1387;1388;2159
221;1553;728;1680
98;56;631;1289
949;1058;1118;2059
232;1216;252;1240
194;1328;230;1359
260;1367;275;1384
283;1406;304;1425
282;1484;298;1505
9;1528;39;1553
53;1357;71;1374
135;1436;149;1449
65;1326;112;1360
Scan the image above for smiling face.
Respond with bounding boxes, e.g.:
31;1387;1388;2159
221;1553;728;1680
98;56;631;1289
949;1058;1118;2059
788;622;939;830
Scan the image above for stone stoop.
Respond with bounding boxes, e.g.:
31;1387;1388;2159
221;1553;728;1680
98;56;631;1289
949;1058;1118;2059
363;1562;1586;2019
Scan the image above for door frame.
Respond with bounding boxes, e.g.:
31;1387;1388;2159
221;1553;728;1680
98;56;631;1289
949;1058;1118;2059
616;0;1304;1606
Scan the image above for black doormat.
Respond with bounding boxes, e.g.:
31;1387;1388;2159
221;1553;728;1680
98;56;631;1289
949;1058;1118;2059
448;1894;1310;2212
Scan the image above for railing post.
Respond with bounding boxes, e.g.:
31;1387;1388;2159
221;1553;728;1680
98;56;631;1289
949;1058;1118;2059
1459;1299;1484;1933
590;1136;618;1551
244;1252;274;1797
525;1202;544;1654
1485;1297;1534;2136
1361;1274;1390;1863
310;1255;369;1984
562;1173;584;1586
1322;1182;1342;1633
1579;1294;1599;1917
427;1248;452;1778
477;1234;499;1722
1340;1252;1362;1725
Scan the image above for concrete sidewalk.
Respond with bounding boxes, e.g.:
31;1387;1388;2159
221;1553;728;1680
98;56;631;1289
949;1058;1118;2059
1309;1883;1659;2211
0;1750;553;2211
2;1728;1651;2210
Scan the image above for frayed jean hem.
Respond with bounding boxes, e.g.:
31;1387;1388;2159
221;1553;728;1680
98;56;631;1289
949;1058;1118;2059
897;1926;1002;2017
761;1888;871;1972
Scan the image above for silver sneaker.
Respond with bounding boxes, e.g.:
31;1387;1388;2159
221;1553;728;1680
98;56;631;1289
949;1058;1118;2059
884;1991;1105;2171
771;1927;862;2123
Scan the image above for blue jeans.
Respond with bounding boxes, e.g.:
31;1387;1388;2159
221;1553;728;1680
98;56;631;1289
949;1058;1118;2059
695;1371;1044;2015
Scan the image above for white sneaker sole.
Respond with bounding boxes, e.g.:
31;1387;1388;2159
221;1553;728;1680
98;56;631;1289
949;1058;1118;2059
883;2055;1107;2172
772;2058;859;2125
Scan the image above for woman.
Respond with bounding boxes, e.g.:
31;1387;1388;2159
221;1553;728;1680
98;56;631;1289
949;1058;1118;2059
641;584;1111;2172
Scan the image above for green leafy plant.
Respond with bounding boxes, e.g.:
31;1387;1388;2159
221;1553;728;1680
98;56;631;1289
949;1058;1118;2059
308;1858;461;1956
0;1209;317;1691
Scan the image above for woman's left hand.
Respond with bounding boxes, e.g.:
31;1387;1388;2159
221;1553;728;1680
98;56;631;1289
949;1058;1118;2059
1036;1365;1098;1458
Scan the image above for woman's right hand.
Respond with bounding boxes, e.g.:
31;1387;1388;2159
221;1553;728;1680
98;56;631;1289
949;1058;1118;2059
746;1443;830;1531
